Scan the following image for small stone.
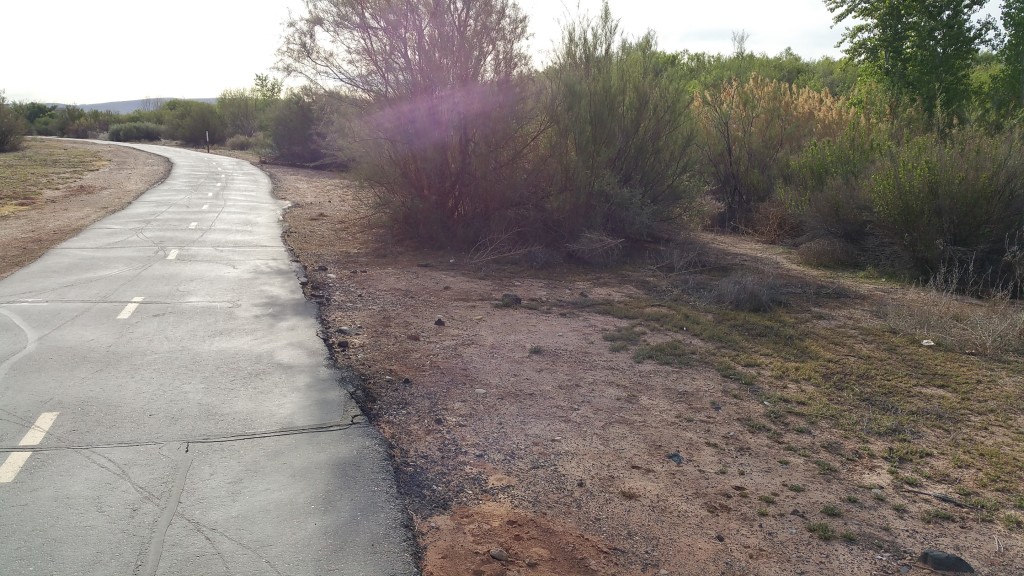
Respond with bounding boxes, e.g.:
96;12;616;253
475;389;487;394
417;262;433;268
579;291;590;298
435;318;446;326
298;277;308;285
715;533;725;542
526;559;539;568
659;571;669;575
918;550;975;573
490;548;509;562
316;265;328;271
666;452;684;465
434;417;444;425
402;377;411;384
443;285;452;290
407;334;421;341
336;340;350;350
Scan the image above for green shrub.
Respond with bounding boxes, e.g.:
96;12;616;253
870;128;1024;286
225;134;256;150
162;100;224;146
108;122;162;142
695;76;858;228
543;6;699;242
0;92;28;152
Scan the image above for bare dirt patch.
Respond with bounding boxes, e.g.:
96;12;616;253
0;138;170;279
266;164;1024;575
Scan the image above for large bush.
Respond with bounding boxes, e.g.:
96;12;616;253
162;100;224;146
108;122;162;142
543;6;699;241
280;0;541;246
0;92;28;152
694;76;858;228
870;128;1024;285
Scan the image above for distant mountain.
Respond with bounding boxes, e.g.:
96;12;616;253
58;98;217;114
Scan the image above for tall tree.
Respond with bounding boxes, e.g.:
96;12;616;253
825;0;993;121
998;0;1024;109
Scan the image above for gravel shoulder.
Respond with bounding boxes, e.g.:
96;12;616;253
0;138;170;279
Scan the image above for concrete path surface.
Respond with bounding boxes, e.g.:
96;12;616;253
0;143;417;575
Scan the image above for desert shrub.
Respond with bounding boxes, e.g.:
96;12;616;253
779;118;886;243
225;134;256;150
870;128;1024;286
108;122;162;142
694;76;859;228
885;285;1024;356
543;6;699;242
712;270;787;312
162;100;224;146
797;237;859;268
0;92;28;152
268;93;318;163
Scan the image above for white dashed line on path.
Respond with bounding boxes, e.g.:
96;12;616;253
202;204;209;210
0;412;59;483
117;297;145;320
166;250;179;261
188;222;198;230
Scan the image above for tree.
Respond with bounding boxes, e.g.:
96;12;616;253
997;0;1024;110
825;0;993;122
0;91;28;152
277;0;539;244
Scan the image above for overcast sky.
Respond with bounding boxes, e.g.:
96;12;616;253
0;0;1003;104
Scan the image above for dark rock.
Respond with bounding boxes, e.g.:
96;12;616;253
443;285;452;290
790;509;805;518
500;293;522;307
918;550;975;573
666;452;684;465
417;262;433;268
489;548;509;562
336;327;351;335
403;377;411;384
336;340;349;350
715;533;725;542
434;417;444;425
435;318;446;326
316;265;328;272
298;277;308;285
579;291;590;298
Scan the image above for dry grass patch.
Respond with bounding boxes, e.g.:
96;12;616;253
0;139;107;215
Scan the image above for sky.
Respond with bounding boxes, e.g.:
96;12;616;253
0;0;1004;105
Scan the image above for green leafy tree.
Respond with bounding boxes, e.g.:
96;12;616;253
997;0;1024;111
825;0;993;123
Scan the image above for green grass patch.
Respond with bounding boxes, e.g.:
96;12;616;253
633;340;695;367
807;522;836;540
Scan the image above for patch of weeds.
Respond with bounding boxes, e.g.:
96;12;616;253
840;531;858;542
739;418;772;434
1015;496;1024;510
633;340;694;367
713;270;789;312
886;444;933;464
608;341;629;353
807;522;836;541
715;361;757;385
778;458;791;465
845;495;860;504
814;459;838;475
603;325;643;347
965;496;1001;512
921;509;957;524
787;483;806;493
892;503;908;513
821;505;842;518
619;489;641;500
716;466;729;475
759;495;776;504
1001;513;1024;530
757;507;770;517
900;475;923;487
528;345;544;355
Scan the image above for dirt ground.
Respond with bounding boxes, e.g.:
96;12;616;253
265;165;1023;576
0;138;170;279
